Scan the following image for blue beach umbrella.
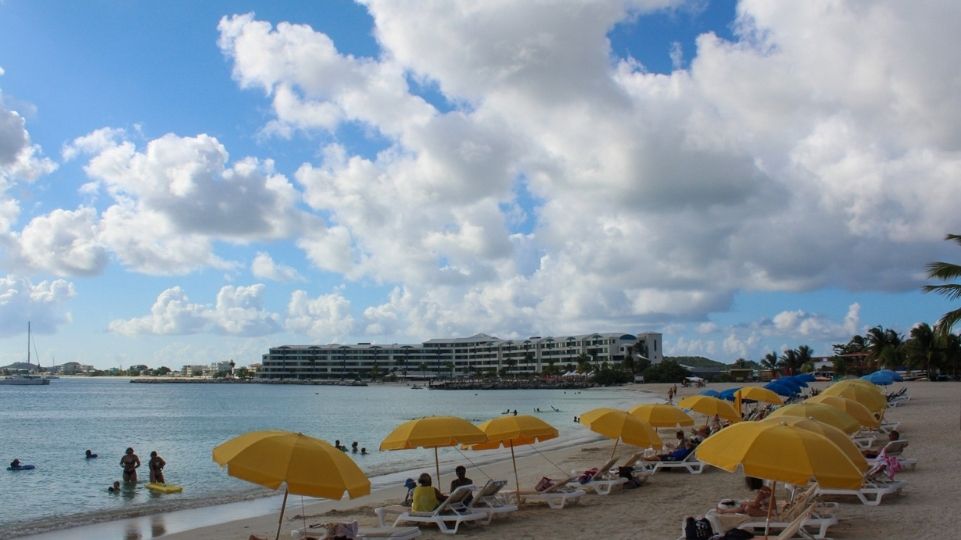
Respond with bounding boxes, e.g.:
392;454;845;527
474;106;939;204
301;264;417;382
772;378;803;391
876;369;903;382
764;382;797;397
862;371;895;386
785;376;809;388
700;389;722;398
718;387;741;401
796;373;817;383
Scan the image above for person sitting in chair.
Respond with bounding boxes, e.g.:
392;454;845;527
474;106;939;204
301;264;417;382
717;476;776;517
411;473;447;512
643;439;694;462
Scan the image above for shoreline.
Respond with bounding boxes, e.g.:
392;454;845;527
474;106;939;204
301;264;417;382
15;429;611;539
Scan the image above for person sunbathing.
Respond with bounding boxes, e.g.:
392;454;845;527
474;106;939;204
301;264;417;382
643;440;694;462
717;476;776;517
862;430;900;459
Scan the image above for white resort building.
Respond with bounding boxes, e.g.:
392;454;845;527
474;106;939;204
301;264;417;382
258;332;663;380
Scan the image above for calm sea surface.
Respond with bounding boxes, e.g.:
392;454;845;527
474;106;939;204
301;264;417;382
0;378;656;534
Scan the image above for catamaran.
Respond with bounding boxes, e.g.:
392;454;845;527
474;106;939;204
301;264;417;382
0;322;50;386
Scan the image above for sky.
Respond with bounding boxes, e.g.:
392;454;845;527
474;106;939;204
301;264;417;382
0;0;959;369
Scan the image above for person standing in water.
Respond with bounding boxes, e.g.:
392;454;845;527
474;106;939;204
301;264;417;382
120;447;140;484
148;451;166;484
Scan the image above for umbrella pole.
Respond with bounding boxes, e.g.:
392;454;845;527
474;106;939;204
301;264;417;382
510;441;521;502
609;437;619;460
275;487;289;540
434;447;441;488
764;481;776;537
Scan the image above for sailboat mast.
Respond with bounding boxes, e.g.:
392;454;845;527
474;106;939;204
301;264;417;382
27;321;31;367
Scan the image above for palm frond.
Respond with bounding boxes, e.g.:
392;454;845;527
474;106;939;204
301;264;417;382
946;233;961;246
922;283;961;301
925;261;961;281
935;309;961;338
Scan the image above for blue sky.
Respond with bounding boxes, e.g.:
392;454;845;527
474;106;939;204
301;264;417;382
0;0;958;369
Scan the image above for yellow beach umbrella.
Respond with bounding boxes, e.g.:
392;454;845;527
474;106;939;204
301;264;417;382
759;417;869;472
580;407;662;459
734;386;784;416
678;395;741;423
822;382;887;413
213;431;370;540
766;403;861;434
628;403;695;427
806;394;881;429
469;415;558;498
380;416;487;483
695;420;864;536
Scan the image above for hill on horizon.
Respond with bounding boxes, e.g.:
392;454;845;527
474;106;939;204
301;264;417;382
664;356;726;368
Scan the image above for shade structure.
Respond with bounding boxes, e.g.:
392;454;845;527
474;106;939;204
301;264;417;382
695;421;864;489
876;369;903;382
380;416;487;483
628;403;694;428
213;431;370;540
736;387;785;405
785;376;809;388
580;407;662;458
766;403;861;434
718;387;741;401
822;382;887;413
806;395;880;428
763;382;797;397
700;389;722;398
758;417;868;472
468;415;558;499
796;373;817;383
678;395;741;423
771;378;803;391
863;371;895;385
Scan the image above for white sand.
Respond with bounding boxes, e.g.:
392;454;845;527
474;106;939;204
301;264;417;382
38;381;961;539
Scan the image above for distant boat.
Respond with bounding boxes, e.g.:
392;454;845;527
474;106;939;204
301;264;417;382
0;322;50;386
410;384;423;389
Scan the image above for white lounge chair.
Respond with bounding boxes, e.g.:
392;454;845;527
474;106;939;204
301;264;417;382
678;504;820;540
392;485;492;535
815;478;905;506
730;486;839;539
512;475;586;509
465;479;517;518
569;457;628;495
867;440;917;470
640;449;705;475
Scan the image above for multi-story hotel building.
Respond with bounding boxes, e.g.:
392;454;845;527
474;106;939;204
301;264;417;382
258;332;663;380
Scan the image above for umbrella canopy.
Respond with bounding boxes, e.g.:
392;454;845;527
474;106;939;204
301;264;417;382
627;403;695;428
737;387;785;405
784;376;809;388
771;378;803;391
213;431;370;540
862;371;895;385
380;416;487;483
763;381;798;397
469;415;558;450
678;395;741;423
796;373;817;382
700;389;722;398
766;403;861;434
718;387;741;401
876;369;903;382
468;415;558;499
806;395;880;428
758;417;868;472
822;382;887;413
695;421;864;489
580;407;662;457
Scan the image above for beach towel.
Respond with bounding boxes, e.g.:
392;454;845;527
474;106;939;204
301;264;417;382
880;451;902;480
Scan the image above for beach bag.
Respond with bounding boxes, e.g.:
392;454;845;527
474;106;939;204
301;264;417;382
578;467;598;483
684;516;713;540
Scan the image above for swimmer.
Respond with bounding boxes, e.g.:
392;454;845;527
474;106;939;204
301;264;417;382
108;481;121;494
148;451;166;484
86;449;98;459
120;447;140;484
9;458;21;469
360;447;368;455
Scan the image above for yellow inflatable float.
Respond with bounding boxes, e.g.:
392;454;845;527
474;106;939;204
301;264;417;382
146;483;182;493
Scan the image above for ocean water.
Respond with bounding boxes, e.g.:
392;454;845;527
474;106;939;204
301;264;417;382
0;378;657;535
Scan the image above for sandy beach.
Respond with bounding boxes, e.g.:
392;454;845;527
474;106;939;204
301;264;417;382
24;381;959;539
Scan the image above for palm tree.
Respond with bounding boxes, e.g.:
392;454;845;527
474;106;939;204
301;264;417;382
923;233;961;337
779;349;800;375
761;351;779;371
906;323;938;376
796;345;813;372
866;326;903;370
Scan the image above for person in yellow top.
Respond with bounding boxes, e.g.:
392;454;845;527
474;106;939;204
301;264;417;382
411;472;447;512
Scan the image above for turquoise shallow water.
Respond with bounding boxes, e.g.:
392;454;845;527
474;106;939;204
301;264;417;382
0;378;656;534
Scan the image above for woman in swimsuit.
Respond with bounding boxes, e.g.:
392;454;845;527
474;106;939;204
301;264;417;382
120;447;140;484
148;451;166;484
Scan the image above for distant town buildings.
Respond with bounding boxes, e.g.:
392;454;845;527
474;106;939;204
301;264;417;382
259;332;663;380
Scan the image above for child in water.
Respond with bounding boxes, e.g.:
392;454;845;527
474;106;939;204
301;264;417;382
108;481;121;493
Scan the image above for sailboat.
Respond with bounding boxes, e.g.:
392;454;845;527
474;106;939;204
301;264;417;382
0;322;50;385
